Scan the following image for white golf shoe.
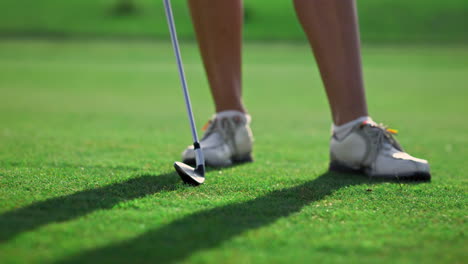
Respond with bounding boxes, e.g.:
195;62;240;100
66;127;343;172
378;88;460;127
182;110;254;167
329;120;431;180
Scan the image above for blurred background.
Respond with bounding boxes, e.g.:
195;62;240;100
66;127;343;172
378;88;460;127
0;0;467;43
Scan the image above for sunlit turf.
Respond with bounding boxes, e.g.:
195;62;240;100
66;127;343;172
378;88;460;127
0;40;466;263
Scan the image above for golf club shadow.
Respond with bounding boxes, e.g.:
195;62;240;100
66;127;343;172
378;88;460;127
0;171;180;243
57;171;422;264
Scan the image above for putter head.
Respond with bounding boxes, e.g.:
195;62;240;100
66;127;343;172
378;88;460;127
174;161;205;186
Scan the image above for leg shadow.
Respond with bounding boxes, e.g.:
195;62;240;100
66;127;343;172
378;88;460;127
0;172;179;243
58;172;385;264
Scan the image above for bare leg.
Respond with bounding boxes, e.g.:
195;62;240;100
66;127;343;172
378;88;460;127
293;0;368;125
188;0;245;113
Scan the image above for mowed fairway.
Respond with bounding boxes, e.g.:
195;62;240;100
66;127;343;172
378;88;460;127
0;40;466;263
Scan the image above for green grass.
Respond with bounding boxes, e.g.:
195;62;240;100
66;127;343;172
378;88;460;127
0;0;467;43
0;40;467;263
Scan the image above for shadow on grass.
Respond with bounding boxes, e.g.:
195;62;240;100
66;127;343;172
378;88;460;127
0;171;179;243
57;172;397;264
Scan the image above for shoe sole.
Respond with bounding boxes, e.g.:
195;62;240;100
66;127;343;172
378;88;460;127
329;160;431;182
183;154;254;168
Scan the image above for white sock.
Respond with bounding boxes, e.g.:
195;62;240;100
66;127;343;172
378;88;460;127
215;110;251;123
332;116;374;140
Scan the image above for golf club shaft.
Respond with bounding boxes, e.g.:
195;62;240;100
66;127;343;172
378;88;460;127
163;0;204;168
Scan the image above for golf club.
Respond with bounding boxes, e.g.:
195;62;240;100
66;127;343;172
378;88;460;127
163;0;205;185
